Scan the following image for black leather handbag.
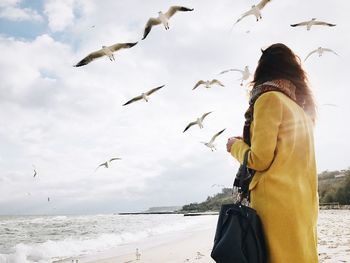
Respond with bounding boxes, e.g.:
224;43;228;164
211;150;267;263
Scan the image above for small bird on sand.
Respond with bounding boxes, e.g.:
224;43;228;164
136;248;141;260
123;85;165;106
201;129;226;151
142;6;194;40
95;158;122;172
195;251;205;259
219;65;251;86
235;0;271;24
193;79;224;90
304;47;339;61
183;112;212;132
74;42;138;67
290;18;336;30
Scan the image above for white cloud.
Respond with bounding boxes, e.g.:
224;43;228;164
0;0;42;21
44;0;76;32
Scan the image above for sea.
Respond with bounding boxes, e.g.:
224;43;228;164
0;214;217;263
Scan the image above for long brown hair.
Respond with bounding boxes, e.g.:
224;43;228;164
251;43;316;123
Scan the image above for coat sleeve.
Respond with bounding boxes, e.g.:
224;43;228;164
230;92;283;171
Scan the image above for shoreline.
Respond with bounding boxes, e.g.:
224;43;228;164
55;215;218;263
87;227;216;263
80;210;350;263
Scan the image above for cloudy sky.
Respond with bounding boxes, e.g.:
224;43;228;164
0;0;349;215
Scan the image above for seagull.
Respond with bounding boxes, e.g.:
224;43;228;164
195;252;205;259
74;42;138;67
193;79;224;90
290;18;336;30
142;6;194;40
219;66;251;86
32;165;37;178
235;0;271;24
321;103;339;107
304;47;339;61
183;112;212;133
123;85;165;106
95;157;122;172
201;129;226;151
136;248;141;260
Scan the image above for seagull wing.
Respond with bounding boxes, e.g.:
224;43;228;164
227;68;244;75
108;42;138;52
146;85;165;96
210;79;225;86
235;9;255;24
313;21;336;27
183;121;197;133
109;157;122;162
321;103;339;107
256;0;271;10
322;48;339;56
209;129;226;144
304;49;318;61
142;18;162;40
193;80;205;90
94;162;107;172
74;49;105;67
290;21;309;27
200;111;212;121
218;69;232;75
165;6;194;19
122;95;143;106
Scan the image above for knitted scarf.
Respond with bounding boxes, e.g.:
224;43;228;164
243;79;297;146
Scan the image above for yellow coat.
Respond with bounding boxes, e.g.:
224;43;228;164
231;91;319;263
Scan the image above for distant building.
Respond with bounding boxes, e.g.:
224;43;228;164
335;174;346;178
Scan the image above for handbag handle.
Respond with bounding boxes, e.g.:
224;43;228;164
234;149;251;203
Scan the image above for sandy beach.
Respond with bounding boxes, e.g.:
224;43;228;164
83;210;350;263
88;228;216;263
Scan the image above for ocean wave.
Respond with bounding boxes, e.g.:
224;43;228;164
0;215;212;263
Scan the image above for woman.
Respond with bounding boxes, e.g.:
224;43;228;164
226;43;319;263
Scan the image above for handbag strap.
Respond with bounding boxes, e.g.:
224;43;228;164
234;149;251;203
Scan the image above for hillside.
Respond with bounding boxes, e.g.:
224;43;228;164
181;169;350;212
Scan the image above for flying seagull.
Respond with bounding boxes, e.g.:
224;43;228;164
32;165;37;178
320;103;339;107
123;85;165;106
193;79;224;90
201;129;226;151
219;65;251;86
95;157;122;172
235;0;271;24
290;18;336;30
183;112;212;133
304;47;339;61
142;6;194;40
74;42;138;67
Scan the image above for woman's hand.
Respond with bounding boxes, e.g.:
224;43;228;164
226;136;243;152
